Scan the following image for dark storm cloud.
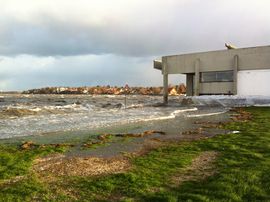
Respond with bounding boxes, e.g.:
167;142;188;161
1;0;269;57
1;0;270;90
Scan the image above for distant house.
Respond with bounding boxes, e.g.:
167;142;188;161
154;45;270;103
57;87;68;93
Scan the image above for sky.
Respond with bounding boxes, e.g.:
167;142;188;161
1;0;270;91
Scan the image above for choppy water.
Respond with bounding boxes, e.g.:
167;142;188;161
1;94;269;140
0;94;190;139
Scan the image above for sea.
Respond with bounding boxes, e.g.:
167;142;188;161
0;94;269;143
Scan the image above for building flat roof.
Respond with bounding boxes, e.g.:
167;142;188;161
162;45;270;58
154;45;270;74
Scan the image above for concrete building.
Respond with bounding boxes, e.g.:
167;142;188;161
154;45;270;103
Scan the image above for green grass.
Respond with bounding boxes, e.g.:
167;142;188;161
57;144;199;201
173;107;270;202
0;144;67;201
0;144;66;180
0;107;270;201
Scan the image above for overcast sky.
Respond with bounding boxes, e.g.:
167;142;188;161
1;0;270;91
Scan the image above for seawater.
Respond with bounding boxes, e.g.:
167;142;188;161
0;94;228;140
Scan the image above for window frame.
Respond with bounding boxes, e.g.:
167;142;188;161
200;70;234;83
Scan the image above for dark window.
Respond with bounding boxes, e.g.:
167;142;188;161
200;71;233;82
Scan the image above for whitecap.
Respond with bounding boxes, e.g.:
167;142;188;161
140;107;198;122
254;104;270;107
186;111;227;118
231;131;240;134
126;104;145;109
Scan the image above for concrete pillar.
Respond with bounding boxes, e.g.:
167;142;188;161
162;57;169;104
194;59;200;96
163;73;168;104
162;57;168;104
186;74;194;96
233;55;239;95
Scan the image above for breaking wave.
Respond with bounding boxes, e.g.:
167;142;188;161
141;108;198;122
0;108;38;117
0;103;95;118
186;111;227;118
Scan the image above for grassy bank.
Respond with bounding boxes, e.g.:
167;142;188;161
0;107;270;201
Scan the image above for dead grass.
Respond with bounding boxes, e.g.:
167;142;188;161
170;151;218;186
230;108;252;122
147;151;218;194
33;154;131;178
0;175;26;187
124;138;168;158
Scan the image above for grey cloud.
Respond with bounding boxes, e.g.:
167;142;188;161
1;1;270;57
0;0;270;91
0;55;169;91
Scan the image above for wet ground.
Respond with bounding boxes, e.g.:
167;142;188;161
2;94;258;158
65;109;231;158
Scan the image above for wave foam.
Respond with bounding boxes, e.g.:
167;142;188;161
186;111;227;118
142;107;198;122
254;104;270;107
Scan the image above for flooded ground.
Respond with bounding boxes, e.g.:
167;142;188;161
0;94;227;140
1;94;269;157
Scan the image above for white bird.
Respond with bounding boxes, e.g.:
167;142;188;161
225;43;237;49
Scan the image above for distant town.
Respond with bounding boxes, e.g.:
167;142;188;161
21;84;186;96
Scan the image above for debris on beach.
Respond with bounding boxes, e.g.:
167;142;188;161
115;130;166;138
182;128;204;135
21;141;37;150
33;154;130;177
230;108;252;121
83;134;113;148
83;130;166;148
47;143;75;148
20;141;74;150
193;121;225;129
181;98;194;106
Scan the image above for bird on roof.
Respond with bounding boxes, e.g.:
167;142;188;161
225;43;237;49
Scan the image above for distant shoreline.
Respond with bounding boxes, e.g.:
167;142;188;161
0;91;22;94
20;84;186;96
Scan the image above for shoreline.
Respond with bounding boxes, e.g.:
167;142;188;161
1;93;270;142
1;107;270;201
1;108;233;177
0;106;230;145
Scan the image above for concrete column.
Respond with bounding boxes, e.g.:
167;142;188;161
163;73;168;104
194;59;200;96
186;74;194;96
233;55;239;95
162;57;168;104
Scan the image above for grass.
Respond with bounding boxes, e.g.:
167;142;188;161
0;107;270;201
56;144;199;201
0;144;66;180
0;144;67;201
151;107;270;202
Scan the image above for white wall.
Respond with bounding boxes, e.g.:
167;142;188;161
238;69;270;96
